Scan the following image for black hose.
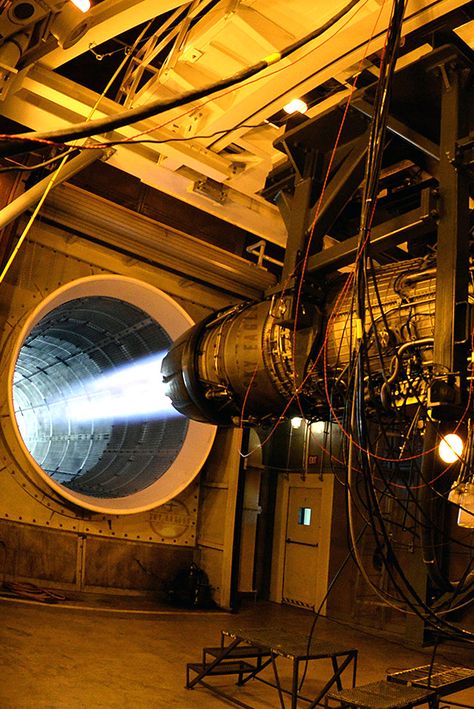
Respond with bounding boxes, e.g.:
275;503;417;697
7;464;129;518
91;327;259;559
0;0;362;158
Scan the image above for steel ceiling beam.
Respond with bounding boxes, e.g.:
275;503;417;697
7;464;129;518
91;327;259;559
2;65;286;244
306;191;438;274
43;0;191;69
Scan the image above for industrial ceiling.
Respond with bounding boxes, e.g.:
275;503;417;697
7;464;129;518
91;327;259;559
0;0;473;256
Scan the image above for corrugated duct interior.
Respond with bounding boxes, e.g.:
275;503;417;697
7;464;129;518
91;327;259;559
8;277;216;514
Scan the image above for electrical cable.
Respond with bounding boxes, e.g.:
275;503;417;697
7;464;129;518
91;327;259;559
297;520;370;692
347;412;470;628
363;388;474;583
349;418;474;616
347;444;474;639
0;0;364;158
325;0;474;641
2;581;66;603
0;149;76;173
367;434;474;555
286;0;386;414
0;151;80;288
322;313;474;468
0;16;165;518
0;122;270;160
0;17;152;286
277;0;474;639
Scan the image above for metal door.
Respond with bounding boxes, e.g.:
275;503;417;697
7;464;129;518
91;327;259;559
282;486;321;609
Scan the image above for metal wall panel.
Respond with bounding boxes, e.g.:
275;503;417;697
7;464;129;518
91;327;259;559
0;214;234;549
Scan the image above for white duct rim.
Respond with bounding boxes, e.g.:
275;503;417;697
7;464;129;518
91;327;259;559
7;275;216;515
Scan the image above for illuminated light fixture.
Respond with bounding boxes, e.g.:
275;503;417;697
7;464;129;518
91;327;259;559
283;98;308;115
291;416;303;429
70;0;90;12
438;433;464;464
457;483;474;528
449;480;474;527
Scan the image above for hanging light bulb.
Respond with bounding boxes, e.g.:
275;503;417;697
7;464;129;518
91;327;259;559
438;433;464;464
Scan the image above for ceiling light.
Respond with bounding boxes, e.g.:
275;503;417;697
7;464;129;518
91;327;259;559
283;98;308;115
438;433;463;464
70;0;90;12
291;416;303;429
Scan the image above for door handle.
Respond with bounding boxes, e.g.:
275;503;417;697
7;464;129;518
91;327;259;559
286;538;318;547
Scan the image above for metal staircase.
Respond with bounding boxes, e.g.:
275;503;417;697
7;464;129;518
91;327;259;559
186;636;272;690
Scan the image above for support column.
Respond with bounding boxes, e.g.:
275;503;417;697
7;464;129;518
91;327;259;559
432;58;471;400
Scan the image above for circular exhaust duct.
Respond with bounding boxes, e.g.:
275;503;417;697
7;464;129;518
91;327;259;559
7;276;216;514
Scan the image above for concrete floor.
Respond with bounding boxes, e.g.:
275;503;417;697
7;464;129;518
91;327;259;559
1;594;473;708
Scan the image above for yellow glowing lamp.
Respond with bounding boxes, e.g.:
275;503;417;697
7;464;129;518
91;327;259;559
438;433;463;464
283;98;308;115
70;0;91;12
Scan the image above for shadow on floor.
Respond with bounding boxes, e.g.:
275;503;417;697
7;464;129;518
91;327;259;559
0;593;473;708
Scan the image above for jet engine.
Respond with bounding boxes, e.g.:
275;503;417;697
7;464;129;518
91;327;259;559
162;254;444;427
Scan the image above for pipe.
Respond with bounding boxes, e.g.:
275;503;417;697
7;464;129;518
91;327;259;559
0;147;105;231
387;337;434;385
